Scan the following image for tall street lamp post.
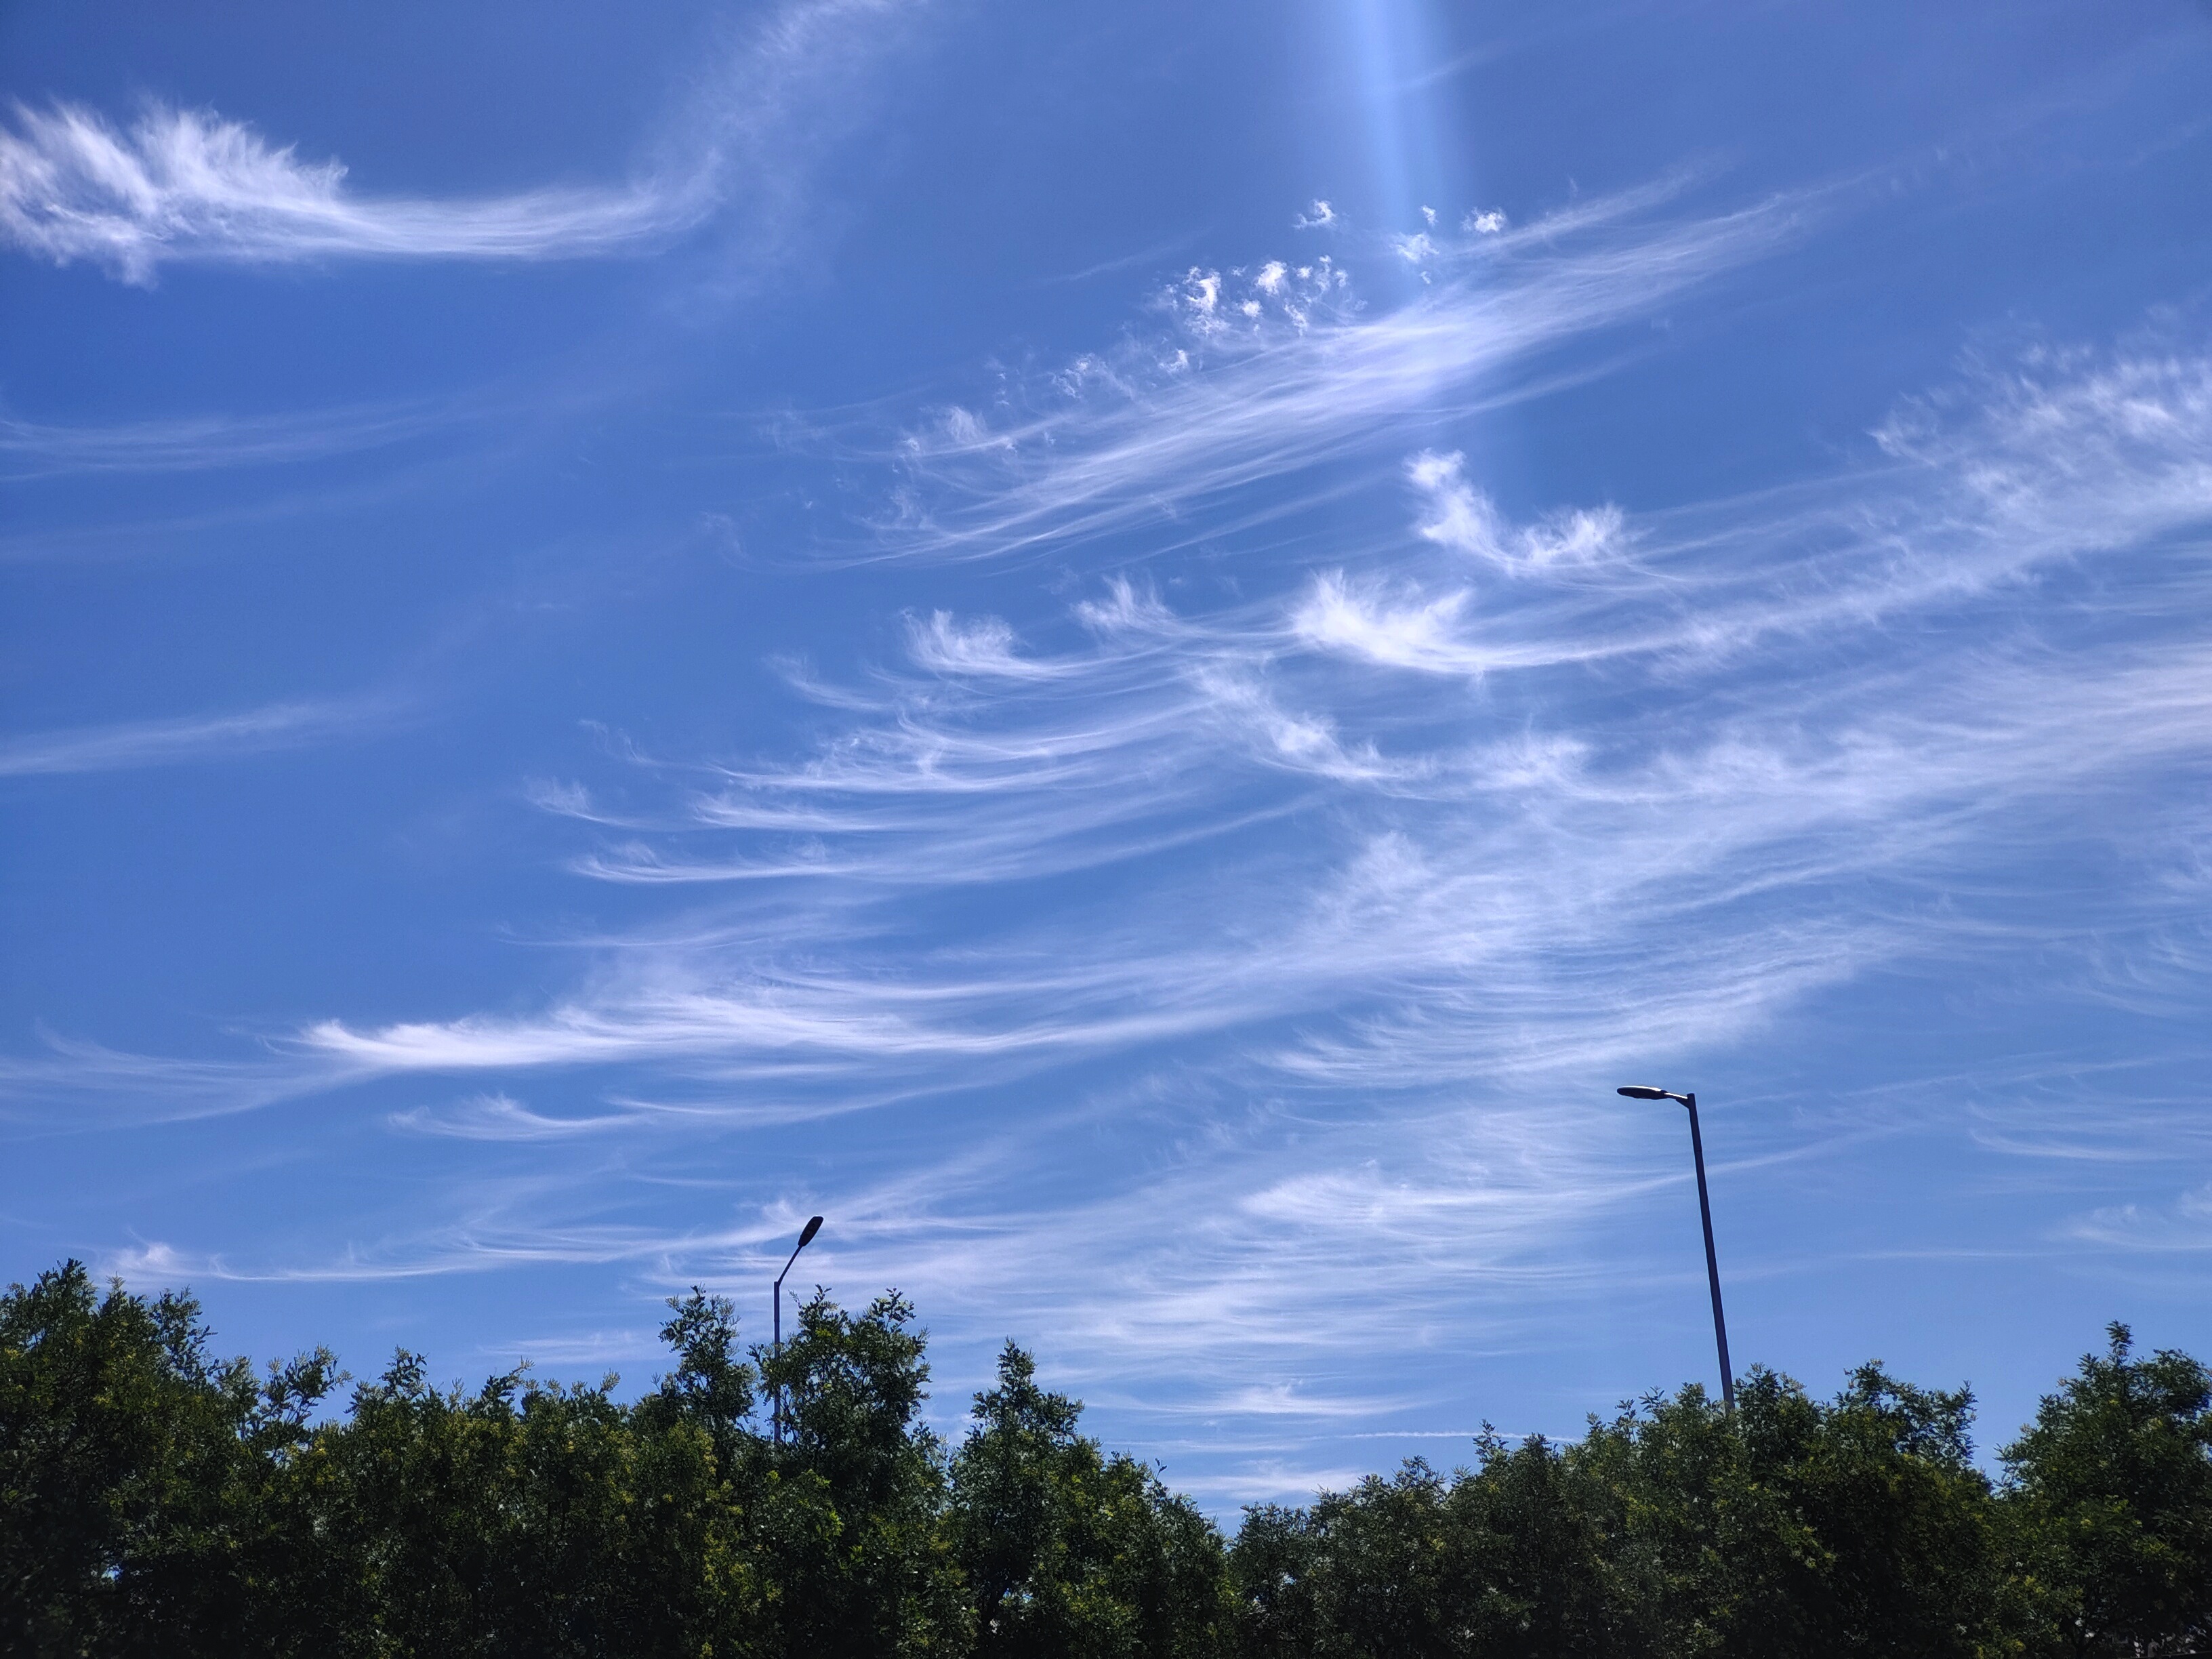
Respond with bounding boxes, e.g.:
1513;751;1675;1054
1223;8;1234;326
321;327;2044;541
1616;1086;1735;1413
773;1215;823;1444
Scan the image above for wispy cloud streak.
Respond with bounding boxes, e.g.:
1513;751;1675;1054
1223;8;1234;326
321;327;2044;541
0;697;393;777
850;182;1803;562
291;308;2212;1103
0;101;706;285
0;401;461;479
0;0;922;285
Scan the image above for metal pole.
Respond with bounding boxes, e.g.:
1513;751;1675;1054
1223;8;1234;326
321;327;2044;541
770;1218;821;1447
1681;1093;1736;1413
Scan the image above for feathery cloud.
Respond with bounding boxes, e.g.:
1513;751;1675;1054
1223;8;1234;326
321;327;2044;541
0;0;922;285
0;101;706;285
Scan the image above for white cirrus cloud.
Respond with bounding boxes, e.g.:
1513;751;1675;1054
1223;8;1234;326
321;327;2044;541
838;182;1803;565
1406;451;1629;574
286;322;2212;1110
18;197;2212;1499
0;0;924;285
0;695;396;777
0;100;708;285
0;399;464;478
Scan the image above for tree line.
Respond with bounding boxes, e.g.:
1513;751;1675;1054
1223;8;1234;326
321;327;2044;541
3;1259;2207;1656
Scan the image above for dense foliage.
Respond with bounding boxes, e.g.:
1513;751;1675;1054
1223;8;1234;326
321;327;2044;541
3;1262;2207;1657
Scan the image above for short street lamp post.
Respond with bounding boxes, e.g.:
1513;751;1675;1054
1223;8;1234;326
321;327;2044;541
1616;1087;1736;1413
773;1215;823;1445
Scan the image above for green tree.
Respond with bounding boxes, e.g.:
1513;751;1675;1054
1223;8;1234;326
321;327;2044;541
12;1255;2211;1659
951;1342;1229;1659
278;1352;639;1656
638;1288;757;1460
1446;1430;1618;1656
1577;1366;2013;1656
1228;1441;1614;1659
1237;1458;1461;1658
752;1288;970;1657
2002;1323;2212;1657
0;1260;337;1657
1231;1366;2018;1659
622;1288;771;1656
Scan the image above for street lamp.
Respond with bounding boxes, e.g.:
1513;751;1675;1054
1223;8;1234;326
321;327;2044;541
1617;1087;1735;1413
773;1215;823;1444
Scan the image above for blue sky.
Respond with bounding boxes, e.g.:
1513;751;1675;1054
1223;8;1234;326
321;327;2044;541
5;0;2211;1507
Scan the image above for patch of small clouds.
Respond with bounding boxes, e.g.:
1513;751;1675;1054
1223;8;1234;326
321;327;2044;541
836;179;1800;567
1163;258;1351;342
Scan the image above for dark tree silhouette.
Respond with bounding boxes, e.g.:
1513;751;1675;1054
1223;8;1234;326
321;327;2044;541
4;1260;2207;1657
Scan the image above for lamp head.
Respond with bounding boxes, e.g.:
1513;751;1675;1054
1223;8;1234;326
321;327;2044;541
1616;1085;1673;1101
796;1215;823;1249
